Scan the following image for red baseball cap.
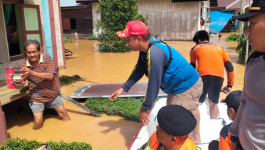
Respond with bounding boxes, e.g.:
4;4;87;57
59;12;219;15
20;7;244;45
117;20;148;38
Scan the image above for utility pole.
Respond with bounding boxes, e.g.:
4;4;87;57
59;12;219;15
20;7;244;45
245;0;252;63
239;0;246;35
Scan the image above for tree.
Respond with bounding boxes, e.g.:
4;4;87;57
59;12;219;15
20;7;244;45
96;0;147;52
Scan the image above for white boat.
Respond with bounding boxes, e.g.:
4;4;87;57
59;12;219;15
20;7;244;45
128;98;232;150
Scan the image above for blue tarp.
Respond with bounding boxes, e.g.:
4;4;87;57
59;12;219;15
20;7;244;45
207;10;235;33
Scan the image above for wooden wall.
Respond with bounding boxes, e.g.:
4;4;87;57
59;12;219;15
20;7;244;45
137;0;201;40
61;4;93;34
0;0;9;64
53;0;64;67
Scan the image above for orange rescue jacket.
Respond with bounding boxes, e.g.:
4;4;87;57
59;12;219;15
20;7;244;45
190;43;234;86
146;132;198;150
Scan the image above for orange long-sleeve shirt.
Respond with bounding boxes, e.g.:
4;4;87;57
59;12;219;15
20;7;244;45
190;43;234;86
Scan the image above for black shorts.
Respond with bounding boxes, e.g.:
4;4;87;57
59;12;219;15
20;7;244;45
199;75;224;104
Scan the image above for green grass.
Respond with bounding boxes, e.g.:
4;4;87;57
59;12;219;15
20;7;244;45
85;97;143;122
0;138;92;150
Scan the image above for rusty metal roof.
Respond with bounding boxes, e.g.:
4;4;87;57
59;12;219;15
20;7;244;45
217;0;251;10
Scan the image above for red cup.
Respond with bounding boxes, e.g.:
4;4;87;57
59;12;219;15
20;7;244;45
7;82;16;89
5;67;15;74
5;74;13;83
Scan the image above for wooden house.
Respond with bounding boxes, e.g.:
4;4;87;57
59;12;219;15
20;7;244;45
0;0;66;145
76;0;210;40
0;0;65;105
60;0;98;36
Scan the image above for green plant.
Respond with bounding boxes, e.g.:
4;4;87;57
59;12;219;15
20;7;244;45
85;97;143;121
226;33;239;42
63;34;73;43
87;34;99;40
0;138;92;150
236;34;253;64
96;0;147;52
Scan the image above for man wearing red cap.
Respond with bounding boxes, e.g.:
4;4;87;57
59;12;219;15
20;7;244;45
110;20;203;143
229;0;265;149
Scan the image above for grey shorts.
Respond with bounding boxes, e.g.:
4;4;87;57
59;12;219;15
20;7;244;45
167;78;203;115
29;95;64;113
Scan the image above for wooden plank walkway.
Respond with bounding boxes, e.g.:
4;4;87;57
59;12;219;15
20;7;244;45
0;81;28;106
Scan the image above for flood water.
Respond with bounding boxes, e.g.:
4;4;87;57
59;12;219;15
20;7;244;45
4;33;245;150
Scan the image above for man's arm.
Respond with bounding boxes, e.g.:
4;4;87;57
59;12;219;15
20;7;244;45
190;47;197;69
122;51;146;92
21;68;53;81
110;52;145;101
222;48;234;93
141;46;165;110
140;46;166;125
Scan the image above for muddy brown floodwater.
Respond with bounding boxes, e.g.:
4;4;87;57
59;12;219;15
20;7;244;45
4;33;245;150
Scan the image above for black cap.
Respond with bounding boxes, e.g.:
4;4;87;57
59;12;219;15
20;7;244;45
221;90;242;112
157;105;196;136
235;0;265;21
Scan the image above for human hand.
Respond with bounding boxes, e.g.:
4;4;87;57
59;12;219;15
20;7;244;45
36;144;47;150
222;86;231;94
20;67;33;81
139;109;149;126
109;88;124;101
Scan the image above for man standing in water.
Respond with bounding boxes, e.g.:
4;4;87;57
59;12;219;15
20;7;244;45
109;20;202;143
21;40;70;130
190;30;234;119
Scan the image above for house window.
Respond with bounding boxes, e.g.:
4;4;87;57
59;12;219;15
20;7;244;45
70;18;76;29
4;4;21;57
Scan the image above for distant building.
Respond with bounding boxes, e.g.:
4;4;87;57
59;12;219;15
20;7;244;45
61;0;209;40
208;0;252;33
60;0;97;36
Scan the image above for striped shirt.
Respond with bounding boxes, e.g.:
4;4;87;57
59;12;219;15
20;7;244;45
20;54;59;103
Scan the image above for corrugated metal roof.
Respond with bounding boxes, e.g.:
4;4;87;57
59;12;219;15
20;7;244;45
217;0;235;8
60;0;83;7
217;0;251;10
227;0;251;10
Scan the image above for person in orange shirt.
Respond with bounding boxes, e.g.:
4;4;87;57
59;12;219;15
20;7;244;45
190;30;234;119
139;105;198;150
208;90;242;150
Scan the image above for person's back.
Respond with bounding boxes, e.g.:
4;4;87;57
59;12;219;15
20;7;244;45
191;43;229;78
219;123;232;150
148;38;199;94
